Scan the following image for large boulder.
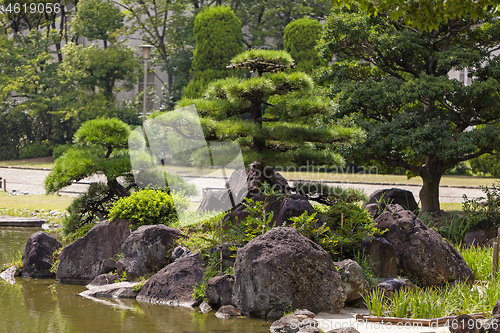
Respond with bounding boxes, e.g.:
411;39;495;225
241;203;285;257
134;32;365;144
206;274;235;308
359;237;398;278
136;253;204;308
334;259;369;303
233;227;346;319
116;225;183;280
56;219;130;284
374;204;474;286
21;231;62;278
366;188;418;213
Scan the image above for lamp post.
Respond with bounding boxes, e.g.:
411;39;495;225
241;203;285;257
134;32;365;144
140;45;153;129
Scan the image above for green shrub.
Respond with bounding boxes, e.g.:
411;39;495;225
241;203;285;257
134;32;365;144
283;18;325;73
288;211;337;255
108;189;189;230
19;143;51;159
317;202;379;261
52;144;73;160
184;6;243;98
60;182;112;239
462;182;500;234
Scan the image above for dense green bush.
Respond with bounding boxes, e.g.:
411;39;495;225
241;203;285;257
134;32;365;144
183;6;243;98
317;201;379;260
19;143;51;159
283;18;325;73
470;154;500;177
108;189;189;230
462;182;500;234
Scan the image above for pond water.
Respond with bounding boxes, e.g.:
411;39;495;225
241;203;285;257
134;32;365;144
0;227;272;333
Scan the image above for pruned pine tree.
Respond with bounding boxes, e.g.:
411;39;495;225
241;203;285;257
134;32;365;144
177;49;364;167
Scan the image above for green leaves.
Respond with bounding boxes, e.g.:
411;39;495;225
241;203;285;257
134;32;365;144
71;0;124;44
331;0;500;32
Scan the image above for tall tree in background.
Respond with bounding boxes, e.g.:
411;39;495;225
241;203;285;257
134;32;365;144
231;0;331;49
331;0;500;31
178;49;364;167
183;6;243;98
283;18;324;73
70;0;124;49
317;4;500;213
118;0;189;96
61;42;140;101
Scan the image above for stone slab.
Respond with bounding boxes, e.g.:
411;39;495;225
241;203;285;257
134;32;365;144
0;216;45;227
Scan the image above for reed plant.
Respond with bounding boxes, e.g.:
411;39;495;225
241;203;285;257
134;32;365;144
363;278;500;319
457;243;493;281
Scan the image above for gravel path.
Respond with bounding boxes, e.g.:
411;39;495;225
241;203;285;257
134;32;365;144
0;167;486;204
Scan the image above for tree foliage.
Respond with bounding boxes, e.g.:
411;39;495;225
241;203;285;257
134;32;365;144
331;0;500;32
45;118;134;235
61;42;140;100
183;6;243;98
283;18;325;73
71;0;124;48
317;5;500;212
178;49;364;167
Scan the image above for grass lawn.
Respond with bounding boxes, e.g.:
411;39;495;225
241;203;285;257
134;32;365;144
0;157;54;169
0;192;72;212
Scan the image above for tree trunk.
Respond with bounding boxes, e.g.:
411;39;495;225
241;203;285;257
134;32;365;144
419;155;445;213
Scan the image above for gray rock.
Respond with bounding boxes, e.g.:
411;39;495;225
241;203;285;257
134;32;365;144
171;246;192;262
449;314;484;333
463;230;487;247
364;203;380;218
206;274;235;308
366;188;418;213
335;259;369;303
56;219;130;284
0;266;17;284
270;310;320;333
21;231;61;278
233;227;346;319
79;281;139;299
360;237;398;278
136;253;204;308
486;314;500;333
215;305;241;319
374;204;474;286
199;301;213;314
324;328;361;333
493;299;500;316
375;278;415;296
116;225;183;280
86;274;120;289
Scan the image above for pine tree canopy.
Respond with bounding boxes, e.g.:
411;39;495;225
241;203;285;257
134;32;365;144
175;50;364;167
